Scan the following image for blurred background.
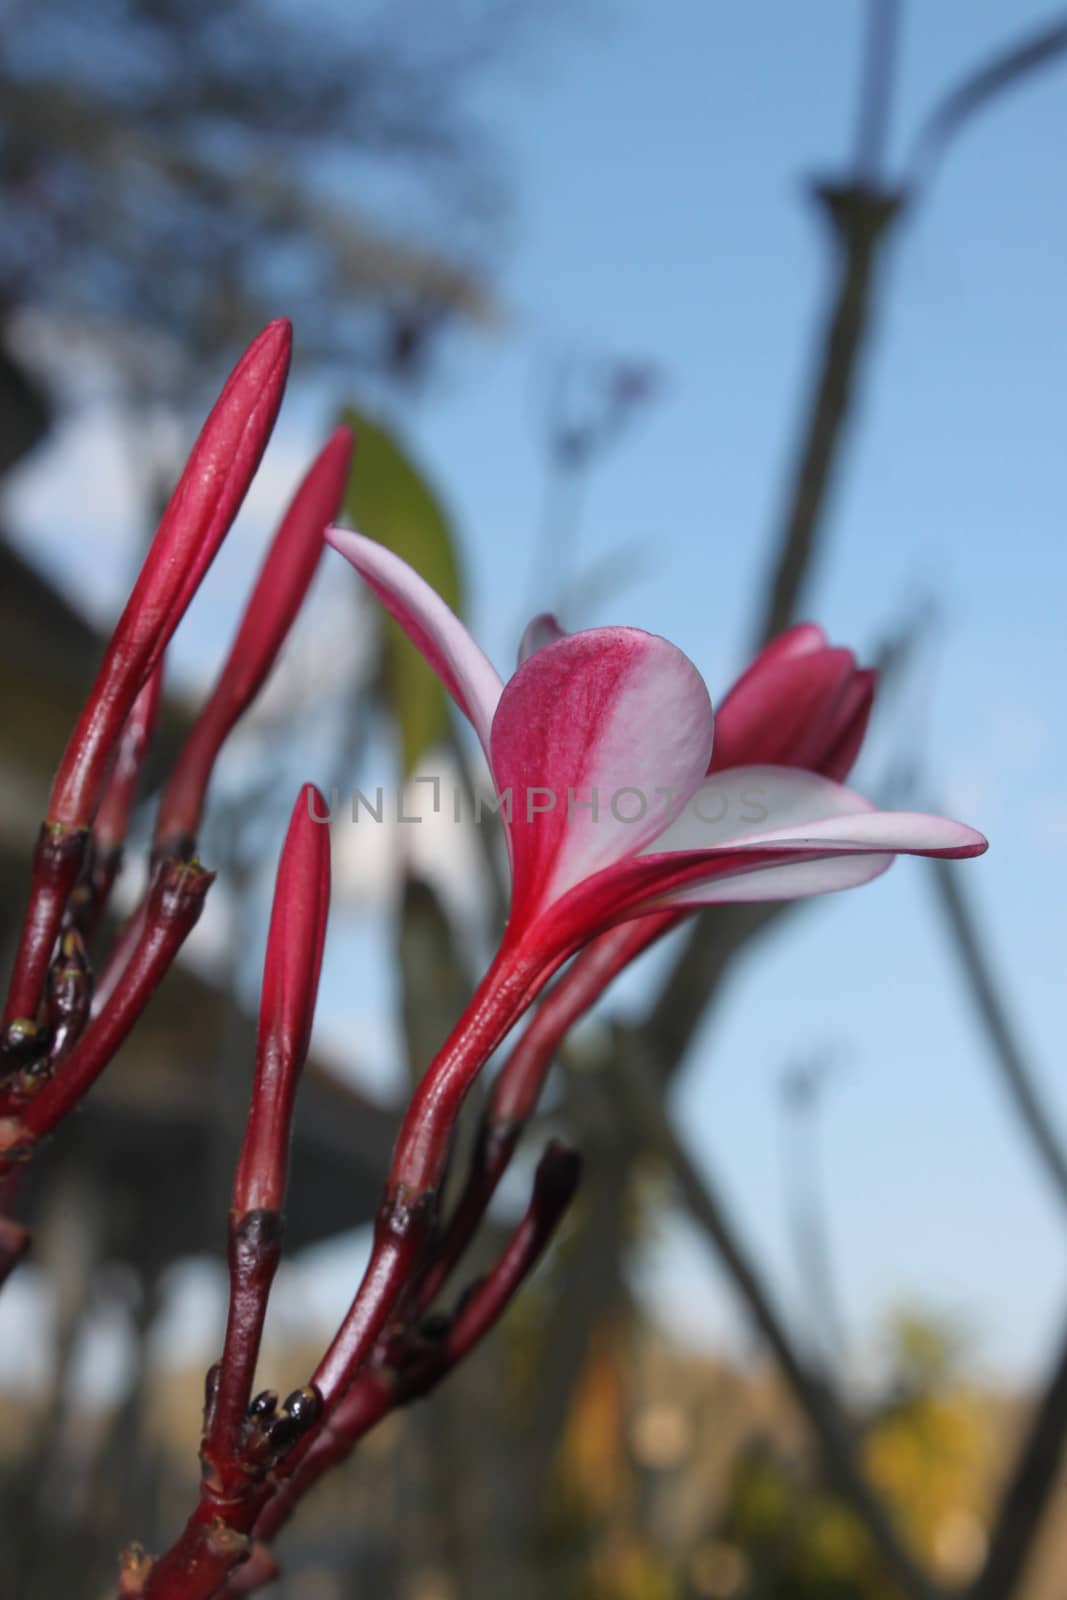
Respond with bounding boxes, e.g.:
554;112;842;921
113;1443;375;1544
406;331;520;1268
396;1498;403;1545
0;1;1065;1596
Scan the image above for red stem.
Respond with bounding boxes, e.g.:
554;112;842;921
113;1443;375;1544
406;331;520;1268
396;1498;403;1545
239;1143;581;1583
207;787;330;1461
91;891;151;1020
135;911;564;1598
296;938;557;1426
0;858;213;1151
445;1140;581;1357
304;1197;428;1413
94;666;166;855
1;823;88;1065
386;936;555;1201
205;1210;285;1479
418;919;667;1304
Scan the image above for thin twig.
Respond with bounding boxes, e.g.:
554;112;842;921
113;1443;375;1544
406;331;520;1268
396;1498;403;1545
929;857;1067;1220
614;1034;943;1600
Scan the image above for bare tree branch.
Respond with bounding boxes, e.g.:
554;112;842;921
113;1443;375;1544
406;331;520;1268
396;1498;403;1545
967;1313;1067;1600
910;14;1067;190
854;0;904;182
929;857;1067;1220
614;1034;944;1600
751;180;901;653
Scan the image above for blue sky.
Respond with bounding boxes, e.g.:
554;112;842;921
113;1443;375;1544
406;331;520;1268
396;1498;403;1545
4;0;1065;1384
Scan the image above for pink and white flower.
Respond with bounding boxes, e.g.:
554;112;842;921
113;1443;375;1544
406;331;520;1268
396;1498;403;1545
327;528;985;967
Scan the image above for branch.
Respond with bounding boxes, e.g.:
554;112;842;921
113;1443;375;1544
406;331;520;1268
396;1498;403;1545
132;787;331;1600
853;0;903;182
207;786;331;1466
637;899;792;1084
967;1311;1067;1600
929;857;1067;1220
236;1141;581;1589
751;180;901;652
614;1034;943;1600
910;14;1067;190
0;856;213;1158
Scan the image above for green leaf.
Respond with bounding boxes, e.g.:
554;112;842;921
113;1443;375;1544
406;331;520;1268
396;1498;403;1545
339;406;464;774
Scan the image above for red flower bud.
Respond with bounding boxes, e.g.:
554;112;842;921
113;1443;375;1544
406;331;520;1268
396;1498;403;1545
232;784;331;1216
49;319;292;831
155;427;352;852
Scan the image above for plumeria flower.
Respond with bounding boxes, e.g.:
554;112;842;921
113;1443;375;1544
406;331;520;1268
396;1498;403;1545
325;528;985;1205
327;529;985;956
421;626;887;1286
311;529;991;1368
482;620;888;1149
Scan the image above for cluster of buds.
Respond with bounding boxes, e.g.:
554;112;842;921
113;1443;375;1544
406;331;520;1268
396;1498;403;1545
1;318;987;1599
0;322;355;1194
121;780;581;1598
0;322;586;1597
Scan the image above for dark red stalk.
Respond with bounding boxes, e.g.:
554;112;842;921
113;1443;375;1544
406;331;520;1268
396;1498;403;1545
238;1143;581;1583
444;1139;581;1354
200;947;570;1562
91;895;150;1020
300;936;559;1425
135;915;556;1600
0;857;213;1152
0;823;88;1068
133;921;569;1600
413;924;660;1307
206;786;330;1468
385;937;556;1202
302;1195;431;1413
131;790;329;1600
2;322;291;1052
155;428;353;854
94;665;167;857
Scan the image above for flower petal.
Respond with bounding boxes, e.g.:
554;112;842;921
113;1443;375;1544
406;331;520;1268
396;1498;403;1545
755;621;828;665
326;527;503;758
527;773;986;954
820;667;876;782
646;767;875;852
648;801;986;908
518;612;567;664
711;648;857;772
661;851;893;904
491;627;714;925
